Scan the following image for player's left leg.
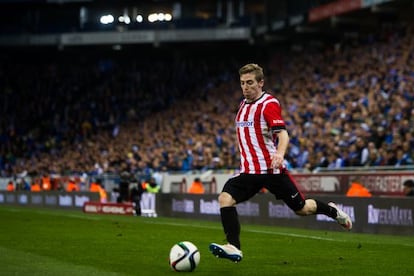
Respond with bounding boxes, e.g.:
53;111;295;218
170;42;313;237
209;191;243;263
209;174;261;262
209;243;243;263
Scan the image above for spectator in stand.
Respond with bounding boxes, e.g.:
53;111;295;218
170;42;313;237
326;152;343;170
403;179;414;196
7;181;14;192
16;178;31;191
311;151;329;172
41;174;52;191
140;177;160;217
347;144;361;167
98;184;107;203
66;178;80;192
89;179;101;193
394;147;413;167
385;149;398;166
365;149;381;166
188;177;205;194
346;178;372;197
30;180;41;192
118;164;133;203
130;181;144;216
356;138;370;166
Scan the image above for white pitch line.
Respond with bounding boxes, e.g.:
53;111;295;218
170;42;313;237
7;207;413;247
142;220;414;247
142;220;342;242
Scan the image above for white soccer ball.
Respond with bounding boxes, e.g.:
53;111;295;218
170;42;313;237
169;241;200;272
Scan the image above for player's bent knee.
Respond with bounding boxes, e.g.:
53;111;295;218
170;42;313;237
295;199;317;216
218;192;235;207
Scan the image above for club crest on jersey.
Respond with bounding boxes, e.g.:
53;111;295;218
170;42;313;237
236;121;254;127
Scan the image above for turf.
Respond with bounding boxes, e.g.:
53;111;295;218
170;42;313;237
0;206;413;275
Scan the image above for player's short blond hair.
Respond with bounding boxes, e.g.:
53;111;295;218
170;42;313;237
239;63;264;82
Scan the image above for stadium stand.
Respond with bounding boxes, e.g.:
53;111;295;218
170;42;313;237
0;0;413;184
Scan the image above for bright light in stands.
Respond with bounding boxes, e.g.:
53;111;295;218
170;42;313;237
118;15;131;24
148;13;157;22
148;13;173;23
157;13;165;21
100;15;114;24
136;15;143;23
164;13;172;21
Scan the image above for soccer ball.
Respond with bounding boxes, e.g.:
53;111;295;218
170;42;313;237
169;241;200;272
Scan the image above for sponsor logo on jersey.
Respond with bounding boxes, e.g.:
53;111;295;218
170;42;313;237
236;121;253;127
272;119;284;124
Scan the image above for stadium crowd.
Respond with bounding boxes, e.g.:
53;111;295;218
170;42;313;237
0;23;413;181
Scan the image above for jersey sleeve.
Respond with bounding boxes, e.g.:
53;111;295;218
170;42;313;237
263;100;286;132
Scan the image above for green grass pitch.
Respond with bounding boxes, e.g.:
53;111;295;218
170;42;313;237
1;206;413;275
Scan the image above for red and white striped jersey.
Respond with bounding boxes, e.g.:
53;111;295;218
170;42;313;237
235;92;286;174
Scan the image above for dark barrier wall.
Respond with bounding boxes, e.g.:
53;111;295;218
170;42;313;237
157;193;414;236
0;191;100;210
2;191;412;236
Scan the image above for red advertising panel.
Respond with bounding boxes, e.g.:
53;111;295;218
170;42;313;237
83;201;135;215
291;172;411;196
309;0;362;22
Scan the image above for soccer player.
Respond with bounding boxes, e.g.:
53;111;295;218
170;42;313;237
209;63;352;263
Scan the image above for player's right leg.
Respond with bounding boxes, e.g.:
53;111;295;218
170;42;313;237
296;199;352;231
269;173;352;231
328;202;352;230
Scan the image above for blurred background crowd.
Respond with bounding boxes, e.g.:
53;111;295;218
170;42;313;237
0;1;413;183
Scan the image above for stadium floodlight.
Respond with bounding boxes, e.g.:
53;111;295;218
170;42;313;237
136;15;143;23
164;13;172;21
148;13;158;23
118;16;131;24
100;14;114;24
148;12;173;23
157;13;165;21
